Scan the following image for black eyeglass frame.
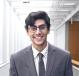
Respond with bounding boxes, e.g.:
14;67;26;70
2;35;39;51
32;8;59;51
28;24;47;31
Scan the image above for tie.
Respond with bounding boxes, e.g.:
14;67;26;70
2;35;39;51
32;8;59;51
38;53;45;76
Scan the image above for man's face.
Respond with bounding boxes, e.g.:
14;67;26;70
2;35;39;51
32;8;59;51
27;19;49;46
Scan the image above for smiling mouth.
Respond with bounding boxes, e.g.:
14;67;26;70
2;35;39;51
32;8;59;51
34;36;43;40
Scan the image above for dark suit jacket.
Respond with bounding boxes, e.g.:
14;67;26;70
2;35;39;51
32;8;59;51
9;43;73;76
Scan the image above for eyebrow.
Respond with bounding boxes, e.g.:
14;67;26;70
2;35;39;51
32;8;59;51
33;24;46;27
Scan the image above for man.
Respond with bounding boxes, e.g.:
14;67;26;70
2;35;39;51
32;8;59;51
10;11;73;76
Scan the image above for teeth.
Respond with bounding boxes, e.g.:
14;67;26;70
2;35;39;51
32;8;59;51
36;37;41;39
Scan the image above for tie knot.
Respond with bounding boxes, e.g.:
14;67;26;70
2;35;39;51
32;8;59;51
38;53;43;58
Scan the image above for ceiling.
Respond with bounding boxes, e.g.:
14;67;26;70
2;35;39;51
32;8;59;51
7;0;79;30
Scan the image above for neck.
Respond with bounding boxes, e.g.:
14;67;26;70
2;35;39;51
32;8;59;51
32;42;47;52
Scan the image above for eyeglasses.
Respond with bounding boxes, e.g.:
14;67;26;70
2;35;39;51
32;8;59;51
29;24;47;31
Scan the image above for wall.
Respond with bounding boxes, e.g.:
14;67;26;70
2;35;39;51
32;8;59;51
0;63;9;76
54;24;66;50
0;0;31;75
0;0;4;64
73;66;79;76
47;30;54;45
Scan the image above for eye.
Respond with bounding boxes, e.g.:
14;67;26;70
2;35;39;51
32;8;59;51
31;26;37;31
39;24;47;30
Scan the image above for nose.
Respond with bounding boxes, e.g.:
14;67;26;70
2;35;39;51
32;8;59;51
36;28;41;34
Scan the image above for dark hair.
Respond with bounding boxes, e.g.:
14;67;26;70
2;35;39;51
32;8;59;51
25;11;50;31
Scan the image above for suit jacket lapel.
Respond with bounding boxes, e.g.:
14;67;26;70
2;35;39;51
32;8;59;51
46;44;56;76
23;44;56;76
24;46;37;76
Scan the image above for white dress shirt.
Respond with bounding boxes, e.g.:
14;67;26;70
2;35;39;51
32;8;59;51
32;43;48;76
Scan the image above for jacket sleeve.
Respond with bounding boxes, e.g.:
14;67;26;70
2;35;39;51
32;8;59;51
64;54;73;76
9;55;18;76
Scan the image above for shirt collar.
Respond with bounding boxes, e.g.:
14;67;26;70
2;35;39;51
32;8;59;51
32;43;48;58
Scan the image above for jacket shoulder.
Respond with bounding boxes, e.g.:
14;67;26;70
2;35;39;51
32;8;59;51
49;43;70;57
10;45;32;60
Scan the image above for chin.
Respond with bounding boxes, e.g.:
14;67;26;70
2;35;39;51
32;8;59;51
34;41;44;46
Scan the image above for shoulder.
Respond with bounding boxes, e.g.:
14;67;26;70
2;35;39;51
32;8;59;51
48;43;70;58
48;44;72;65
10;45;32;60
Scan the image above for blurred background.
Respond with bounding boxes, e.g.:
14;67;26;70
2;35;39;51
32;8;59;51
0;0;79;76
